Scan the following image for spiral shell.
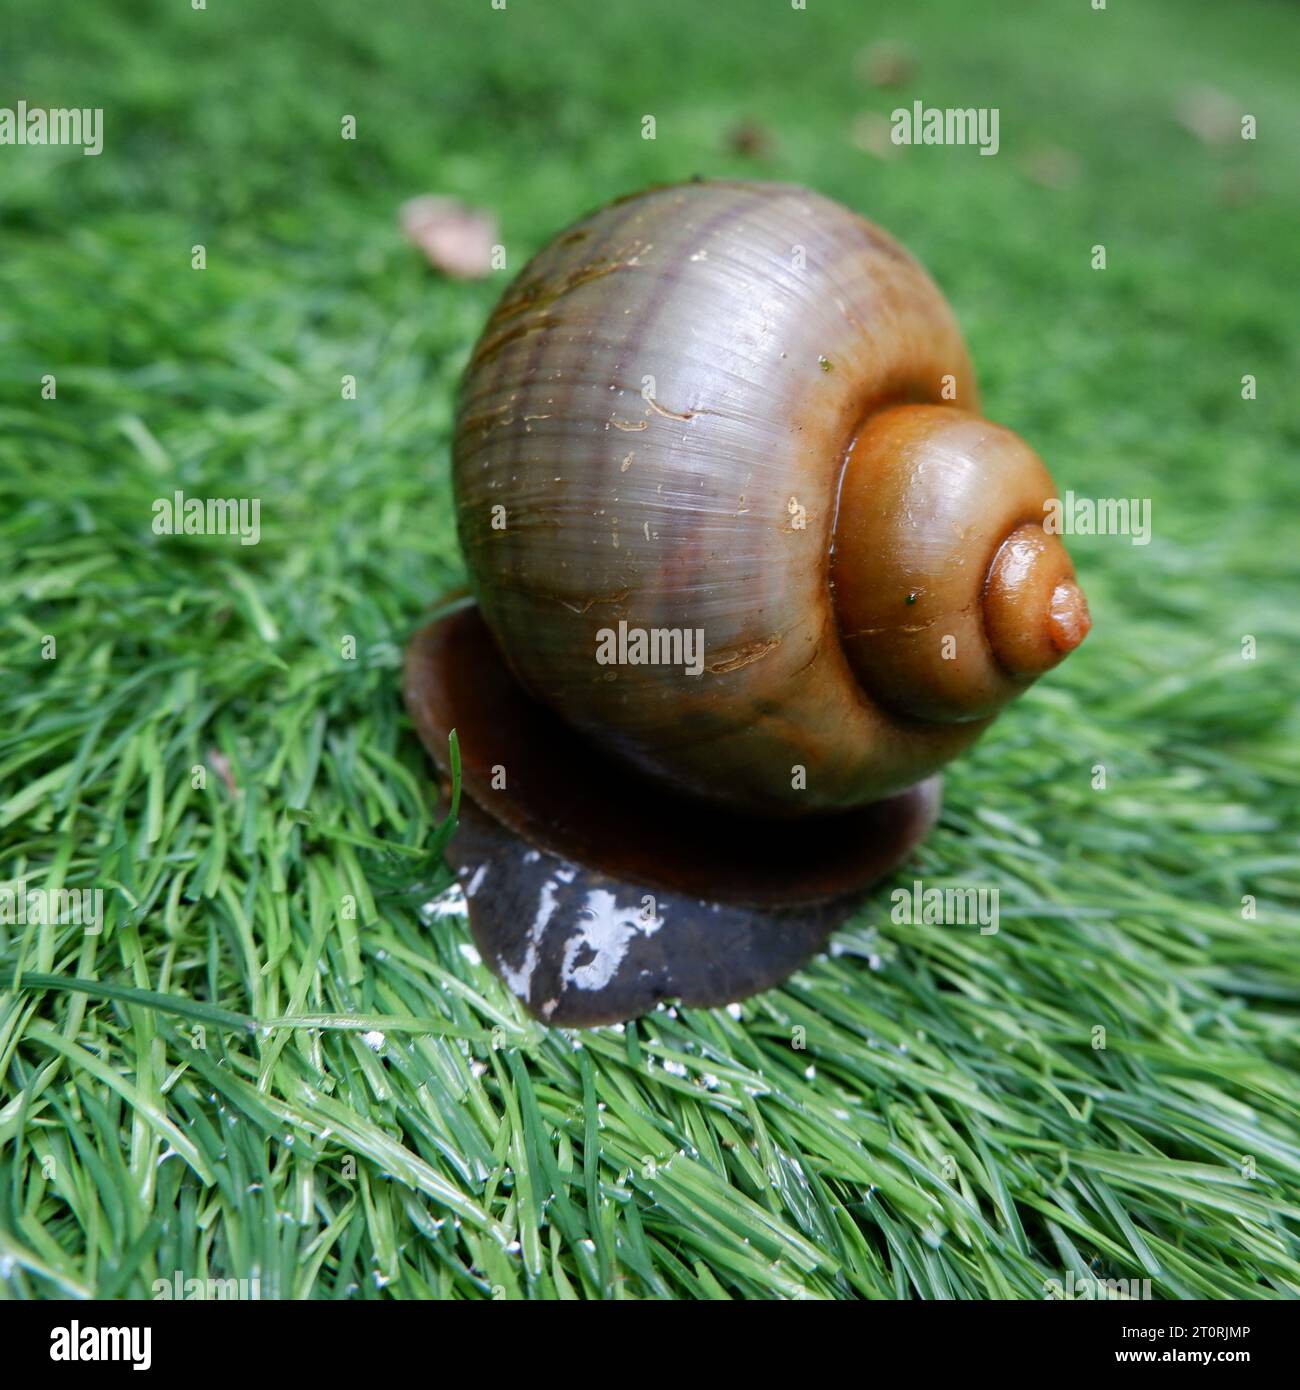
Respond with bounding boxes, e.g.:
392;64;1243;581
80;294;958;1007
453;181;1081;814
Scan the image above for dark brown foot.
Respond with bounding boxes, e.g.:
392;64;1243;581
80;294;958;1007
404;602;941;1025
447;799;866;1026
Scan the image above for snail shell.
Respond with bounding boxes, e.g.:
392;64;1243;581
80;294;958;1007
453;180;1087;815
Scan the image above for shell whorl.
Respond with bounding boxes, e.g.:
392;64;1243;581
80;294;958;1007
831;405;1090;725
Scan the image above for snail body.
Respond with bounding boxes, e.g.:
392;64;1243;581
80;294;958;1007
407;181;1089;1025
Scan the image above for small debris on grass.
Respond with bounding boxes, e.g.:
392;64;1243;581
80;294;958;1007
851;111;897;161
855;39;915;88
400;196;498;279
1217;169;1258;208
207;748;239;796
1021;144;1082;189
726;118;776;159
1173;85;1240;146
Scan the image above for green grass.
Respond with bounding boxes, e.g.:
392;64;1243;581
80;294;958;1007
2;0;1299;1299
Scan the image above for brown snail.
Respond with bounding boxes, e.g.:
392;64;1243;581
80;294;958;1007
405;180;1089;1026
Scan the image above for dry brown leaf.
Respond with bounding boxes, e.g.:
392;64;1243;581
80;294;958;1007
400;196;498;280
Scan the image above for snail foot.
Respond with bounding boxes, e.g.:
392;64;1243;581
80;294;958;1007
403;602;942;1026
446;799;855;1027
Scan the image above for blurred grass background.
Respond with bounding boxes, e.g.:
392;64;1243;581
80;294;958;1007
1;0;1297;1299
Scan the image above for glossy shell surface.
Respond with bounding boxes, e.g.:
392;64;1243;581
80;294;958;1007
454;181;983;813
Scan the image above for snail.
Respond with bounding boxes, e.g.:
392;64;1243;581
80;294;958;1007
404;180;1090;1026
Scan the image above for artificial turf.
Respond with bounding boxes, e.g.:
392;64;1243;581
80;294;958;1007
1;0;1298;1299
